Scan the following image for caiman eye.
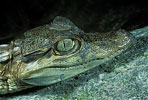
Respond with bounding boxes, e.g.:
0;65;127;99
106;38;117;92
54;38;81;55
57;39;74;52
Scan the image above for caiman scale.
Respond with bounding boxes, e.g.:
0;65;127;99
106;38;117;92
0;16;133;94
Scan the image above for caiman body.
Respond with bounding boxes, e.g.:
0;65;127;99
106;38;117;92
0;16;133;94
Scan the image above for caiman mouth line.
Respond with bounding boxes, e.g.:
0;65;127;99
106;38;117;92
45;47;127;70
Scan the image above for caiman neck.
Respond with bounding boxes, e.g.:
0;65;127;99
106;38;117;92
0;60;33;94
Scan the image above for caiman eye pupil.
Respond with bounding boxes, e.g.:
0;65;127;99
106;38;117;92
57;39;74;52
54;37;81;55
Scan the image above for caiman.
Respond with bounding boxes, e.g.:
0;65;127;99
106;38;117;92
0;16;133;94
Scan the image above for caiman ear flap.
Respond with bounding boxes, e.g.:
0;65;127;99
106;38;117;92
50;16;76;31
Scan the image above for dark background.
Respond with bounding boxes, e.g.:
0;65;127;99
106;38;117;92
0;0;148;43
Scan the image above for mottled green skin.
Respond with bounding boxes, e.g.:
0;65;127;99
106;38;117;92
0;16;133;94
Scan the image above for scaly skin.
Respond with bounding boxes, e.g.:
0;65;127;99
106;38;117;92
0;16;133;94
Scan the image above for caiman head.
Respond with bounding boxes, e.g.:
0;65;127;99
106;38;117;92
19;16;133;85
0;16;133;94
